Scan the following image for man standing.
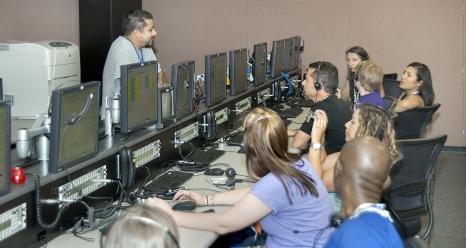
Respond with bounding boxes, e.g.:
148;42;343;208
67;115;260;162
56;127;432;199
325;137;403;247
101;9;161;118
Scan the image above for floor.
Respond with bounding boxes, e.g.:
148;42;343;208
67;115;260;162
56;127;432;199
429;151;466;247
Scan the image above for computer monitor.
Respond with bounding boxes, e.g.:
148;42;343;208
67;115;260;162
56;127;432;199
49;82;100;173
205;52;227;107
270;39;285;78
253;42;267;86
229;48;248;96
283;37;294;72
291;36;302;69
120;61;159;134
0;101;10;195
171;60;195;121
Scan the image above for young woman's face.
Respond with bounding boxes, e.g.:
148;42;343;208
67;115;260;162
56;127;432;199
344;110;360;141
346;52;362;72
400;66;421;91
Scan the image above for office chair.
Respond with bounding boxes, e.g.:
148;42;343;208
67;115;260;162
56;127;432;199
382;95;397;112
383;79;403;98
383;73;398;80
394;103;441;139
383;134;447;240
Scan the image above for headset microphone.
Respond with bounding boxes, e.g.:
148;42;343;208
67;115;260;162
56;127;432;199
68;93;93;125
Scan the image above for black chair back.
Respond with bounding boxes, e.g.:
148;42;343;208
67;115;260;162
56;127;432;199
384;134;447;240
383;79;402;98
394;103;440;139
384;73;398;80
382;96;397;111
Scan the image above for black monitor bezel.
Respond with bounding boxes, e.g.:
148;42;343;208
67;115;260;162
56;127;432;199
229;48;248;96
49;81;100;173
253;42;267;86
291;36;302;69
205;52;227;107
120;61;159;134
171;60;195;121
284;37;294;72
270;39;285;78
0;101;10;195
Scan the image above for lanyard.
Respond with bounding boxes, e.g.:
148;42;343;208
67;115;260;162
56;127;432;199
123;36;144;65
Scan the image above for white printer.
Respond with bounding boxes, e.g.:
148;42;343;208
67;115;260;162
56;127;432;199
0;41;80;118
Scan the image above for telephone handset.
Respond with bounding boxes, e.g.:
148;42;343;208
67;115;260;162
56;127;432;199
119;147;135;190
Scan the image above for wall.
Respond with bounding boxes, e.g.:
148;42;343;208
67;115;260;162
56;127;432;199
0;0;465;146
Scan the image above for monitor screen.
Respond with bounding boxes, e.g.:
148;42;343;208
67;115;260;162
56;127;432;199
283;37;294;72
120;61;159;134
0;101;10;195
292;36;302;69
253;42;267;86
171;60;195;121
270;39;285;78
229;48;248;96
49;82;100;173
205;52;227;107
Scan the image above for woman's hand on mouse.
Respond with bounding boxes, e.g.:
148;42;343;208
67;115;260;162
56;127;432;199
145;197;173;215
173;190;205;206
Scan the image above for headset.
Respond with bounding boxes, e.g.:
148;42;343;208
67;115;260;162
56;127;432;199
314;61;323;91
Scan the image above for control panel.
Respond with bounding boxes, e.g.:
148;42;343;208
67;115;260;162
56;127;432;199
174;122;199;147
0;203;27;242
58;165;108;202
234;97;252;115
257;88;272;104
133;140;161;168
214;107;229;125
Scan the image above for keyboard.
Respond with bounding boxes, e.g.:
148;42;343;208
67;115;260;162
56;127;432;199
276;107;303;118
287;98;313;108
187;148;225;164
143;171;193;195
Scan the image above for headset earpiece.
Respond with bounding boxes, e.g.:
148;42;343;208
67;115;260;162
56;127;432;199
314;61;323;91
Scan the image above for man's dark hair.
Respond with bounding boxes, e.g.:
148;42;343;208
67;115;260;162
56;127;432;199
309;61;339;94
122;9;153;36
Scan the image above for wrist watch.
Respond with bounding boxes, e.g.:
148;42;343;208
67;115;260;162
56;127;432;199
310;142;322;150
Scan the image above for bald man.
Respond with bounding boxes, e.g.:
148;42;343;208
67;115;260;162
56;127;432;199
325;137;402;247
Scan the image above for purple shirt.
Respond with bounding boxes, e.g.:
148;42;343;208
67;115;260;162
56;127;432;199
356;91;384;109
250;158;334;248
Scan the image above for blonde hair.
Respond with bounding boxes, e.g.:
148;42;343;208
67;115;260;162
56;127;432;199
355;60;383;92
102;204;179;248
355;104;398;161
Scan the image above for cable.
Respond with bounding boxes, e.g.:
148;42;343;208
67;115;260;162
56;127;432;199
34;175;92;230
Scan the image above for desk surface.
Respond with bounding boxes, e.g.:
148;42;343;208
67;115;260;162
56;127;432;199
46;145;249;248
45;106;310;248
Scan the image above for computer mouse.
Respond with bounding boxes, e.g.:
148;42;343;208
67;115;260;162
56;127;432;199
204;168;225;176
172;201;197;211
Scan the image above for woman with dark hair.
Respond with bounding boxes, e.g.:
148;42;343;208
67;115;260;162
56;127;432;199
342;46;370;105
393;62;435;112
309;104;398;192
149;106;334;247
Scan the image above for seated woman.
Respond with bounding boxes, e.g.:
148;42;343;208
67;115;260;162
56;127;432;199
309;104;398;192
341;46;370;105
393;62;435;112
102;204;179;248
149;106;334;247
353;60;384;109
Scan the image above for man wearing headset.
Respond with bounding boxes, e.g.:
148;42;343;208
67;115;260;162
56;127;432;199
101;9;164;119
288;61;351;155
